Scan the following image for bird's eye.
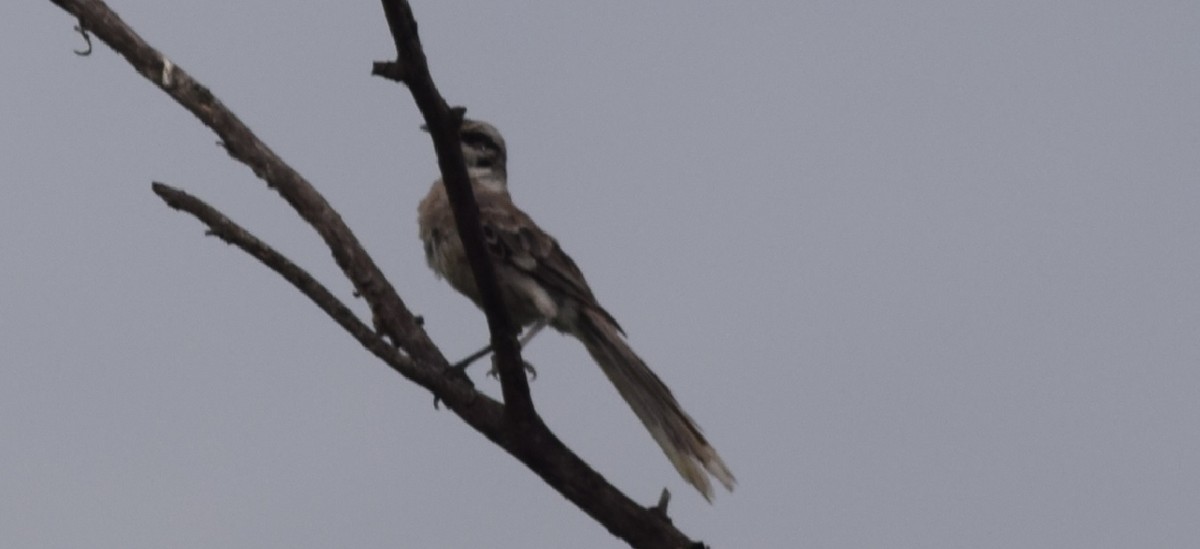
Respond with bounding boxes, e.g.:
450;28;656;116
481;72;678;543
460;132;490;147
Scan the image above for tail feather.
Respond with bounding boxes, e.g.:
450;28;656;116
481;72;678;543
575;308;735;501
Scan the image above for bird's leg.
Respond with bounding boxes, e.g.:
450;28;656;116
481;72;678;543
451;320;547;379
519;319;547;347
487;320;546;379
435;322;546;409
450;344;494;372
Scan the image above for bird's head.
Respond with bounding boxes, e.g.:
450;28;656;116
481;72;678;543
457;118;507;174
421;118;508;178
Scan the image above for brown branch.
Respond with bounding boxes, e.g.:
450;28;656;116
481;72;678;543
150;186;694;549
149;182;442;390
372;0;533;420
49;0;705;546
47;0;444;377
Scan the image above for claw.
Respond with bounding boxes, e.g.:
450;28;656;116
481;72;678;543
486;359;537;380
451;320;547;373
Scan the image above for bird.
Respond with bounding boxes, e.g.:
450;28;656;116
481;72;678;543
417;118;735;501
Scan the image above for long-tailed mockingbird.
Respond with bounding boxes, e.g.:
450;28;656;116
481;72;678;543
417;119;735;501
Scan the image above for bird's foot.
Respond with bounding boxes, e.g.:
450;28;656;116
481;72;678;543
487;359;538;380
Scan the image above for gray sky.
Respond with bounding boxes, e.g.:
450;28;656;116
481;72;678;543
3;1;1199;547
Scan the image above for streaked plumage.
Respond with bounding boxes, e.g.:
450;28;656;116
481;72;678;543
417;119;735;500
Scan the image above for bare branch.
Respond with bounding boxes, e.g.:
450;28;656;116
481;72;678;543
373;0;533;420
149;182;440;392
48;0;707;546
47;0;444;380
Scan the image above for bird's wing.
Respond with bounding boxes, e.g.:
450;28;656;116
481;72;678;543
477;193;625;335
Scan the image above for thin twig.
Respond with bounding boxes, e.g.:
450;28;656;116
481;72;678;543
72;18;92;55
149;182;471;396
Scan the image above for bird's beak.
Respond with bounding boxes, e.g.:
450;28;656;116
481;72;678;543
419;123;429;133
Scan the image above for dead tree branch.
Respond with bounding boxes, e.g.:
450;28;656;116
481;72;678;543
149;182;423;384
372;0;533;421
47;0;705;546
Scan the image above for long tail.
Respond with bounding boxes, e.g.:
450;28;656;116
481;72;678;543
574;308;736;501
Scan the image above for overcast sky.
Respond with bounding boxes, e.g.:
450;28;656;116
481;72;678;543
3;1;1199;547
